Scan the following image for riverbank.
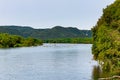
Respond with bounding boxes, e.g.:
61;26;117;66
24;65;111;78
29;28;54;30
0;33;92;48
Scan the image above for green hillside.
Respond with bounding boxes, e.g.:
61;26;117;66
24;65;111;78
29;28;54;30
0;26;92;40
92;0;120;77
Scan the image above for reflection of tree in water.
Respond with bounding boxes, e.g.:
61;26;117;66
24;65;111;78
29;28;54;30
92;66;102;80
92;61;120;80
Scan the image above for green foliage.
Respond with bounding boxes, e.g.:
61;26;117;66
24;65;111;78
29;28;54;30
0;26;92;40
92;0;120;77
0;33;42;48
44;38;92;44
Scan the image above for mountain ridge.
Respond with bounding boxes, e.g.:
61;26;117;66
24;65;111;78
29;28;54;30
0;25;92;40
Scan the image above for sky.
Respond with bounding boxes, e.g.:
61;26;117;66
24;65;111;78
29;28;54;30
0;0;115;29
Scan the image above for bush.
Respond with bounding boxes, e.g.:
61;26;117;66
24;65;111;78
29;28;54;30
0;33;43;48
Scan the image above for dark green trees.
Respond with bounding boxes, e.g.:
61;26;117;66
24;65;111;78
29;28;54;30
92;0;120;76
0;33;42;48
44;38;92;44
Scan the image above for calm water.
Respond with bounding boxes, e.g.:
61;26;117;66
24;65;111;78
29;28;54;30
0;44;99;80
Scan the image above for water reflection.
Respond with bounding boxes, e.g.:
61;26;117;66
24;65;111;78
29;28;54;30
92;57;120;80
92;66;102;80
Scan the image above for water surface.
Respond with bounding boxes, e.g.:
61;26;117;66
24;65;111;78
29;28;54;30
0;44;98;80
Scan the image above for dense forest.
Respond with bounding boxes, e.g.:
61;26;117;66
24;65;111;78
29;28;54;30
0;26;92;40
92;0;120;77
0;33;42;48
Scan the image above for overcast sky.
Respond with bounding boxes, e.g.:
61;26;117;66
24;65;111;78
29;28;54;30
0;0;114;29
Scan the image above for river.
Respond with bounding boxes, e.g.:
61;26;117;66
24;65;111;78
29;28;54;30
0;44;99;80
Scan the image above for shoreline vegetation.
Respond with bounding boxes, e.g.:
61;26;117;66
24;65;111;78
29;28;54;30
0;33;43;48
43;38;92;44
0;33;92;48
92;0;120;79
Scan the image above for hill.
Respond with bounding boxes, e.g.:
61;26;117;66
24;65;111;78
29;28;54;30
0;26;92;40
92;0;120;77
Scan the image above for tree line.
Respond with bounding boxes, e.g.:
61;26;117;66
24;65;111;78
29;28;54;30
0;33;92;48
44;38;92;44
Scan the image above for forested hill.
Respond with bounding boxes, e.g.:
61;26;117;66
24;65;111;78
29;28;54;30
0;26;92;40
92;0;120;76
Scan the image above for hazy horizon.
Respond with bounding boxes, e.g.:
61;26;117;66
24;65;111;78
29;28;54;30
0;0;114;29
